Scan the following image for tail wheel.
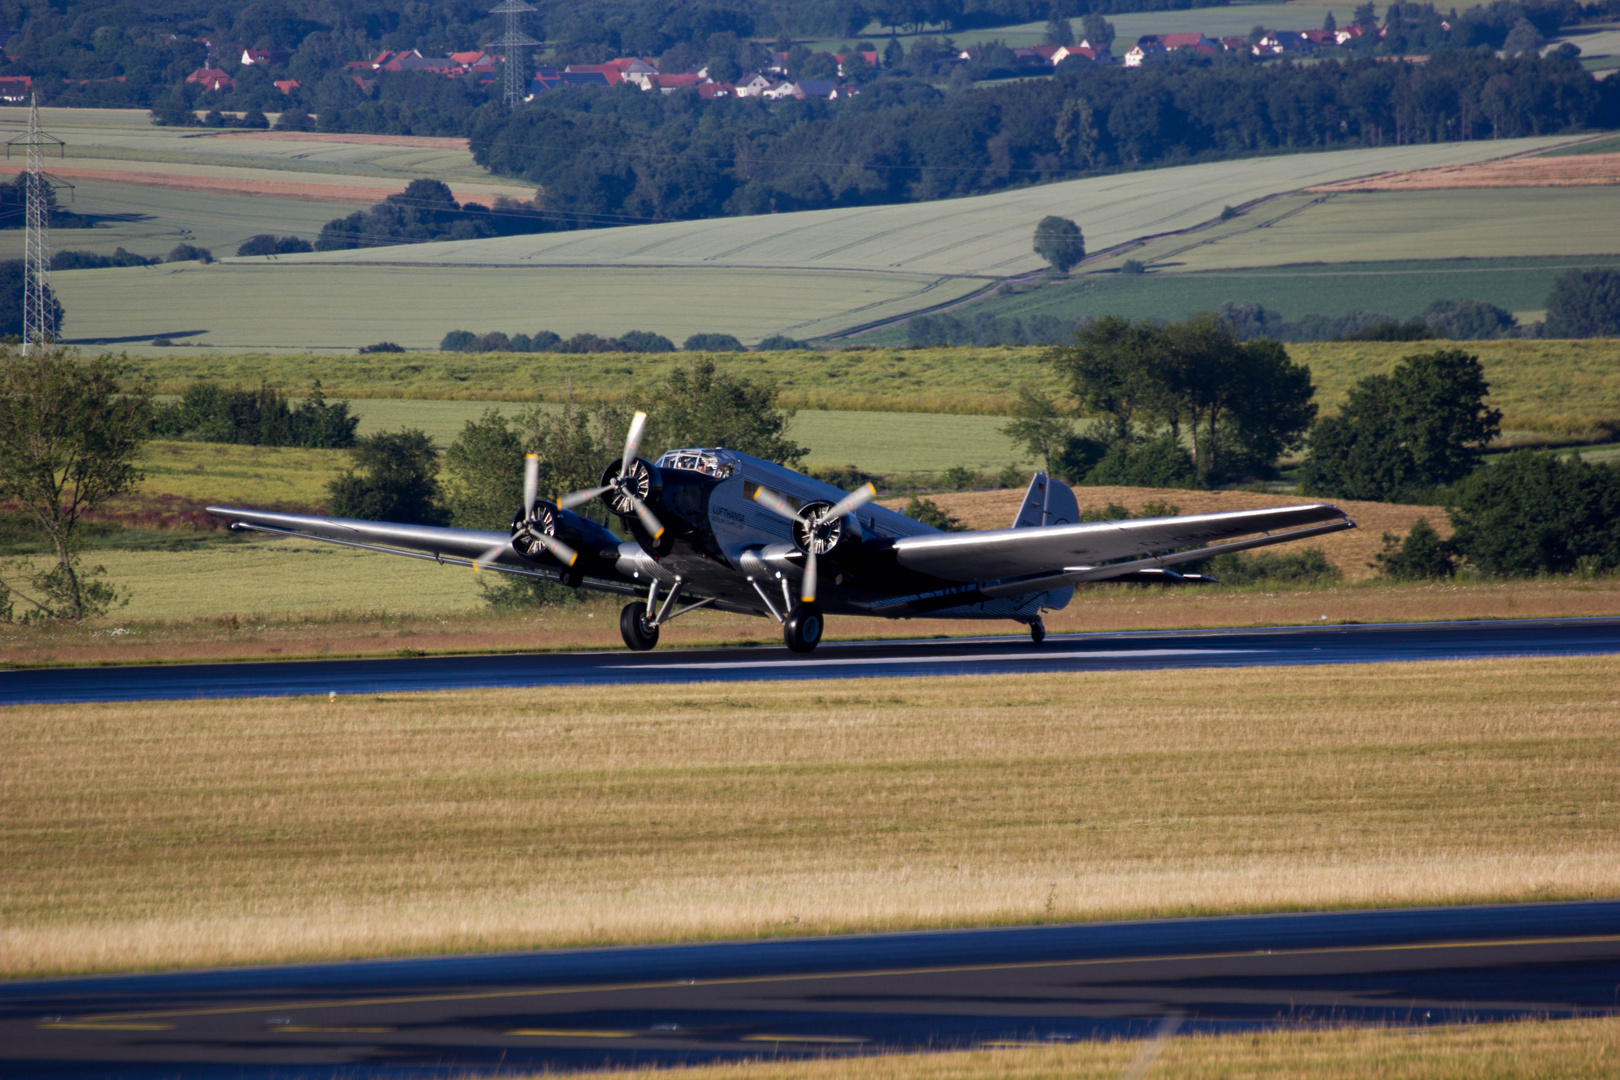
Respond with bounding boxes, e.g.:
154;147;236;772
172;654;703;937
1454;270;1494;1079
620;600;660;651
784;602;824;654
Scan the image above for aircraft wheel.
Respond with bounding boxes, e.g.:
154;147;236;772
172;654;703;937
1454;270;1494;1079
620;601;660;651
1029;618;1046;645
783;602;824;654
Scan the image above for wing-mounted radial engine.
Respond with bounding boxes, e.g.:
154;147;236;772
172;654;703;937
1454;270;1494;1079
749;482;876;653
559;411;675;552
476;454;620;587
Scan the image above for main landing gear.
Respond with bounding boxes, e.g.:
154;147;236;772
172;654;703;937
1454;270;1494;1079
1029;617;1046;645
619;600;659;651
783;602;824;654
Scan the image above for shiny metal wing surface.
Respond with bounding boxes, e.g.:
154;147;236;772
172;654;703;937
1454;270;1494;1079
892;504;1353;583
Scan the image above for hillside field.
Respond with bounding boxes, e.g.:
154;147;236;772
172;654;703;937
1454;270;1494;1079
122;339;1620;437
283;138;1571;280
52;264;987;352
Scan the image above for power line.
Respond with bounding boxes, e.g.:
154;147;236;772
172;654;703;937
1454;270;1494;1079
5;96;66;354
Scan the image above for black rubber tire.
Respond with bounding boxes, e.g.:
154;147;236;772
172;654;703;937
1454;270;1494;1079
784;602;824;654
619;600;660;651
1029;619;1046;645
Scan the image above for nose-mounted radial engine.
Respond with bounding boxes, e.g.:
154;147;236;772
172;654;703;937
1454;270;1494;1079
558;411;667;546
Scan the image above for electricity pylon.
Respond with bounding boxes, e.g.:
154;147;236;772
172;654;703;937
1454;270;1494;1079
488;0;541;106
6;95;66;354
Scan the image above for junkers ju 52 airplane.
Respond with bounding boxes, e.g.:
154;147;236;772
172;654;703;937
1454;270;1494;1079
209;411;1356;654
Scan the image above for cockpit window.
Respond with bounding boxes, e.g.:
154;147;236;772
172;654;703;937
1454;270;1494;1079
655;449;735;478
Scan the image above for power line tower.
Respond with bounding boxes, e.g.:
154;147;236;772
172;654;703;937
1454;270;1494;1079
487;0;540;106
6;95;66;355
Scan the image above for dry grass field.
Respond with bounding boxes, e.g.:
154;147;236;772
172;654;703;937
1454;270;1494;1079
1307;152;1620;191
551;1018;1620;1080
2;656;1616;977
885;484;1452;582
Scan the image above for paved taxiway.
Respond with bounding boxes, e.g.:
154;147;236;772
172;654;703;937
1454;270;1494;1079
4;901;1618;1077
2;617;1618;705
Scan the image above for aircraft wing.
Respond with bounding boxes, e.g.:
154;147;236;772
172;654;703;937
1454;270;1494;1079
890;503;1354;592
205;506;641;595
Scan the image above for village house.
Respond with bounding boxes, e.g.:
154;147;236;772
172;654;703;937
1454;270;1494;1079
1124;40;1166;66
185;66;234;92
0;75;30;102
239;47;288;66
273;79;299;94
733;73;777;97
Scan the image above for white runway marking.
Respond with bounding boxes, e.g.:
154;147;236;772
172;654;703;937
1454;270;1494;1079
631;649;1267;670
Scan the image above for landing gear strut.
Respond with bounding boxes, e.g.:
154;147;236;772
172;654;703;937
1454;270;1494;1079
1029;618;1046;645
784;601;824;654
619;600;660;651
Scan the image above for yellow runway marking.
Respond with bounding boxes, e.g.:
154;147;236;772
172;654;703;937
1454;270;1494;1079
741;1034;868;1044
506;1028;637;1038
71;934;1620;1026
38;1022;175;1031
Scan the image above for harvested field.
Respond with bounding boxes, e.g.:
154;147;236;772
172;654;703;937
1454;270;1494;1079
1307;151;1620;191
3;656;1617;976
883;485;1448;581
551;1018;1620;1080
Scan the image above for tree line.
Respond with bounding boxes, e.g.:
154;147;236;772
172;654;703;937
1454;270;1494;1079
470;50;1614;230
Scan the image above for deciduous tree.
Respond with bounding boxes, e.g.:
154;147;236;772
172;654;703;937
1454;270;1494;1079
0;347;149;621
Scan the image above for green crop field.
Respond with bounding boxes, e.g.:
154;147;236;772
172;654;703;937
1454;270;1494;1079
0;179;370;264
887;255;1620;337
0;107;513;186
51;263;989;351
283;138;1569;281
32;135;1574;348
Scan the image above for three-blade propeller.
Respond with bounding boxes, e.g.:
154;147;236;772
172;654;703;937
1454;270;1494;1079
558;410;664;540
475;453;578;573
752;482;875;602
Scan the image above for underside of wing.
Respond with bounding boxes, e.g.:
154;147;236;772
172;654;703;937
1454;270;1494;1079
204;506;641;596
892;503;1354;585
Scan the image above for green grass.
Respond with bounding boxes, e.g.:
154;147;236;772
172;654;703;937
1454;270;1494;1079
906;255;1620;331
121;339;1620;434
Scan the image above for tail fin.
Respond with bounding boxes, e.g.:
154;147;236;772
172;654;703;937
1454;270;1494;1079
1011;472;1079;529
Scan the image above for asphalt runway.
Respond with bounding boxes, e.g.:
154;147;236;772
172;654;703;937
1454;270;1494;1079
2;617;1619;705
4;901;1618;1078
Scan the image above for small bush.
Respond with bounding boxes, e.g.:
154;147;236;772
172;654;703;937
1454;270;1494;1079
358;342;405;353
683;332;747;352
1119;259;1146;275
942;464;977;490
618;330;677;353
757;334;812;350
1375;519;1455;580
167;243;213;263
1078;502;1132;521
809;464;877;488
50;248;161;271
1085;435;1201;489
237;234;313;257
1200;548;1342;586
904;497;964;531
440;330;477;352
